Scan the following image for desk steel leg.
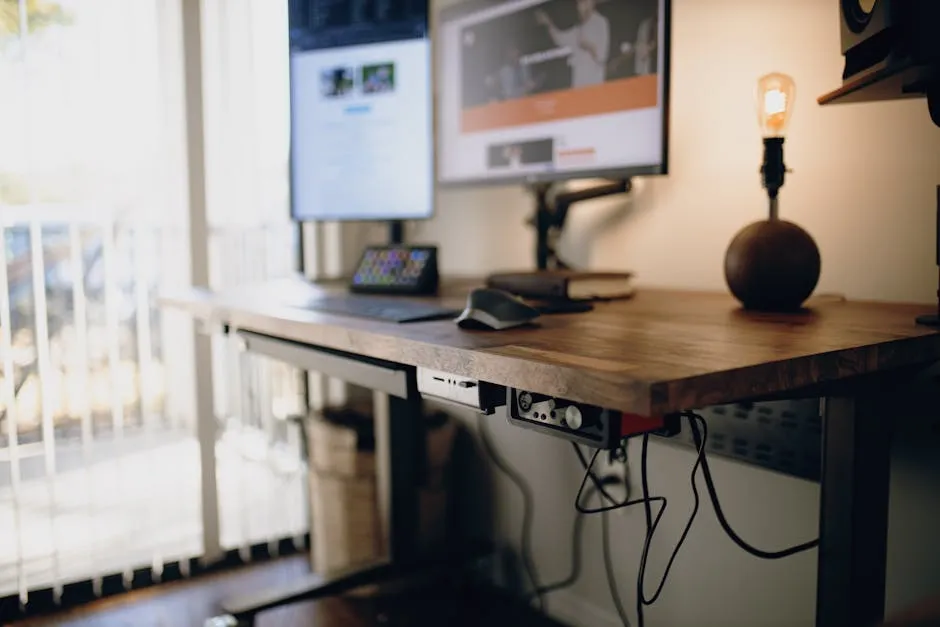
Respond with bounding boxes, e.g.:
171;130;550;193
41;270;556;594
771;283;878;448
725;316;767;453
380;389;426;563
816;395;892;627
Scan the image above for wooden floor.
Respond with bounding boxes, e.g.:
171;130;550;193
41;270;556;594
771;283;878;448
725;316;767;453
10;556;565;627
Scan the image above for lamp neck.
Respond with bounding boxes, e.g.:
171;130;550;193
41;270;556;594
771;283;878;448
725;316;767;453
761;136;786;219
768;196;779;221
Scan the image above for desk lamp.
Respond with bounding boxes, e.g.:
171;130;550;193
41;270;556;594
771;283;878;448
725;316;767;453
724;72;821;312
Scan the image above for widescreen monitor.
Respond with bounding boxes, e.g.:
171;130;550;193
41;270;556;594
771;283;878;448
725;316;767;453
289;0;434;221
436;0;669;186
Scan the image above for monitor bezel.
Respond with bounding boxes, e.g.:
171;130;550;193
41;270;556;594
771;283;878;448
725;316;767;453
433;0;671;189
287;13;436;223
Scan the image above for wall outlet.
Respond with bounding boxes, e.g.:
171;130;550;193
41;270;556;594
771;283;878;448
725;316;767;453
589;448;631;513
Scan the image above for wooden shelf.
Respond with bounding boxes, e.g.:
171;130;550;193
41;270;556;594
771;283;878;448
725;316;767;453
818;61;934;106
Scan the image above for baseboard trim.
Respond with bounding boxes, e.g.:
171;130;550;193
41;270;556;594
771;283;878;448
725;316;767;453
547;589;623;627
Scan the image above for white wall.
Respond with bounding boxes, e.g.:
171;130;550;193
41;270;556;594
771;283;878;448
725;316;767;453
416;0;940;303
408;0;940;626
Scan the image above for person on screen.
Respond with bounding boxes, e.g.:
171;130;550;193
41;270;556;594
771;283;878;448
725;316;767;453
535;0;610;88
503;144;522;169
484;74;501;103
606;15;657;78
497;45;536;100
365;66;393;94
634;16;657;75
331;68;351;96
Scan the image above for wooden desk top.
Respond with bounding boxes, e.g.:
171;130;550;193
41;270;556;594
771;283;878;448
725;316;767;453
161;277;940;416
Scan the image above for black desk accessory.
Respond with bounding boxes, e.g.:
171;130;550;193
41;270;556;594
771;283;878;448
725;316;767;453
349;245;440;296
455;288;541;331
302;294;458;324
487;270;634;301
528;179;632;270
509;180;635;310
533;300;594;314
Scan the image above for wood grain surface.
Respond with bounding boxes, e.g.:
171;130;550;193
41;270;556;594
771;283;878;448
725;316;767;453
160;277;940;416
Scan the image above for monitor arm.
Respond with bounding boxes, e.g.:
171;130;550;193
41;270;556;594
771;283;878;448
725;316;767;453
388;220;405;245
530;179;633;270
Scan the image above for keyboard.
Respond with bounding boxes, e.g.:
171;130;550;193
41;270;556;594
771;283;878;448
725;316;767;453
300;294;460;324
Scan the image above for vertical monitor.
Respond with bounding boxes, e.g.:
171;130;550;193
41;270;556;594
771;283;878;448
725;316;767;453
289;0;433;221
437;0;668;186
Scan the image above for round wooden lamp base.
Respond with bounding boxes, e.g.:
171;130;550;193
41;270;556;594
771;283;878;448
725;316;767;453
724;219;821;312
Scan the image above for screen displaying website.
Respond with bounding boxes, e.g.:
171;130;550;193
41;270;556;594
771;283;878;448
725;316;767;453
289;0;433;221
437;0;665;184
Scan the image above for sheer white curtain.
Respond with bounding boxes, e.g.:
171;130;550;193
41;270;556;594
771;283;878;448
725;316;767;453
0;0;316;611
199;0;308;555
0;0;200;607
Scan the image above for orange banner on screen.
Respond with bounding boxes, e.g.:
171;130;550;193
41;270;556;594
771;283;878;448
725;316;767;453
461;75;658;134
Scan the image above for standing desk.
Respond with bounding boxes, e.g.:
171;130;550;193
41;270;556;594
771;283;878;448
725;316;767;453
162;277;940;627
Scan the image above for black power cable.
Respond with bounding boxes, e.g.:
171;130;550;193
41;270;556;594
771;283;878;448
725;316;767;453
574;443;659;627
635;418;708;627
530;481;599;599
572;443;632;627
602;502;632;627
476;414;543;610
683;412;819;559
642;418;708;604
572;442;628;506
637;435;653;627
533;456;631;616
574;447;659;516
570;422;706;627
636;414;818;625
572;413;818;627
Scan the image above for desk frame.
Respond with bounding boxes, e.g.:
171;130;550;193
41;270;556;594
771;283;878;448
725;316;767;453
215;329;429;625
236;330;426;561
228;327;901;627
817;393;893;627
169;283;940;627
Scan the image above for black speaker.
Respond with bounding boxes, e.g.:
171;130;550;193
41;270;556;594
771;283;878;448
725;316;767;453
839;0;940;81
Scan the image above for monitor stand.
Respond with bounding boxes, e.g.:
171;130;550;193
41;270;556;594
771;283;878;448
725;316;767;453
915;185;940;327
388;220;405;246
530;179;632;270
